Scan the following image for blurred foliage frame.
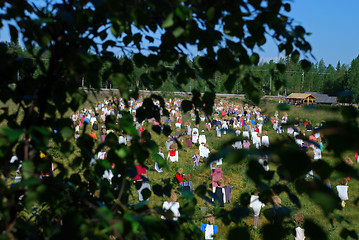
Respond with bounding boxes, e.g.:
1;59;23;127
1;0;358;239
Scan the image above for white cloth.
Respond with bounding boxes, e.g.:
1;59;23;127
119;136;127;145
258;157;269;171
261;136;269;147
258;124;263;134
251;132;258;140
287;127;294;134
249;195;265;216
10;155;18;164
90;117;96;125
167;151;179;162
103;170;114;183
204;224;214;240
10;156;22;172
295;138;303;146
155;152;164;172
243;131;250;139
232;141;242;149
235;130;241;136
212;187;226;203
295;227;305;240
336;185;349;201
222;122;228;134
216;126;221;138
314;148;322;160
199;135;206;144
252;134;261;148
97;152;106;160
138;182;151;201
200;147;210;158
161;201;180;220
192;134;199;144
192;128;199;136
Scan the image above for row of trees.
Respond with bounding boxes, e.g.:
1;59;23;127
7;41;359;103
133;57;359;103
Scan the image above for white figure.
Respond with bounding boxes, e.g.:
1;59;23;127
295;226;305;240
119;135;127;145
235;129;241;137
243;131;250;139
216;126;222;138
167;150;179;162
261;135;269;147
200;145;210;159
258;156;269;171
199;133;207;145
249;195;265;228
222;121;228;135
192;127;199;144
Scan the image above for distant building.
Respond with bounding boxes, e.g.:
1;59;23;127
285;93;317;105
305;92;338;105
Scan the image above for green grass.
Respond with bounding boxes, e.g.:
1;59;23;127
3;94;359;239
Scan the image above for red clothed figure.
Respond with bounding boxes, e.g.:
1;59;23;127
211;168;223;188
169;150;177;157
175;174;183;185
134;165;147;182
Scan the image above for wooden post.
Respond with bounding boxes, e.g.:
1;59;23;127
302;72;304;90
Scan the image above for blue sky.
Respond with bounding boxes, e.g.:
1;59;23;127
260;0;359;66
1;0;358;66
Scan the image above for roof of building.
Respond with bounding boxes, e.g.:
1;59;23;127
305;92;337;104
285;93;317;99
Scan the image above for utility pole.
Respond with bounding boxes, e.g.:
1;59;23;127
302;72;304;91
269;75;272;95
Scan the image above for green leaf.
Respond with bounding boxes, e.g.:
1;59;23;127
207;7;215;21
181;100;193;113
109;73;129;99
250;53;259;65
276;63;286;73
16;178;41;187
228;227;250;240
9;25;18;43
96;206;113;227
283;3;291;12
340;228;358;239
2;127;23;142
162;13;174;28
152;184;163;196
70;91;87;111
224;74;237;93
153;153;166;168
22;160;35;179
60;126;73;139
173;27;185;38
145;35;154;43
115;148;127;158
291;50;300;63
300;59;312;72
304;219;327;240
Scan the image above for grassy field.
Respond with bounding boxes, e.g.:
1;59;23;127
139;104;357;240
4;93;359;239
